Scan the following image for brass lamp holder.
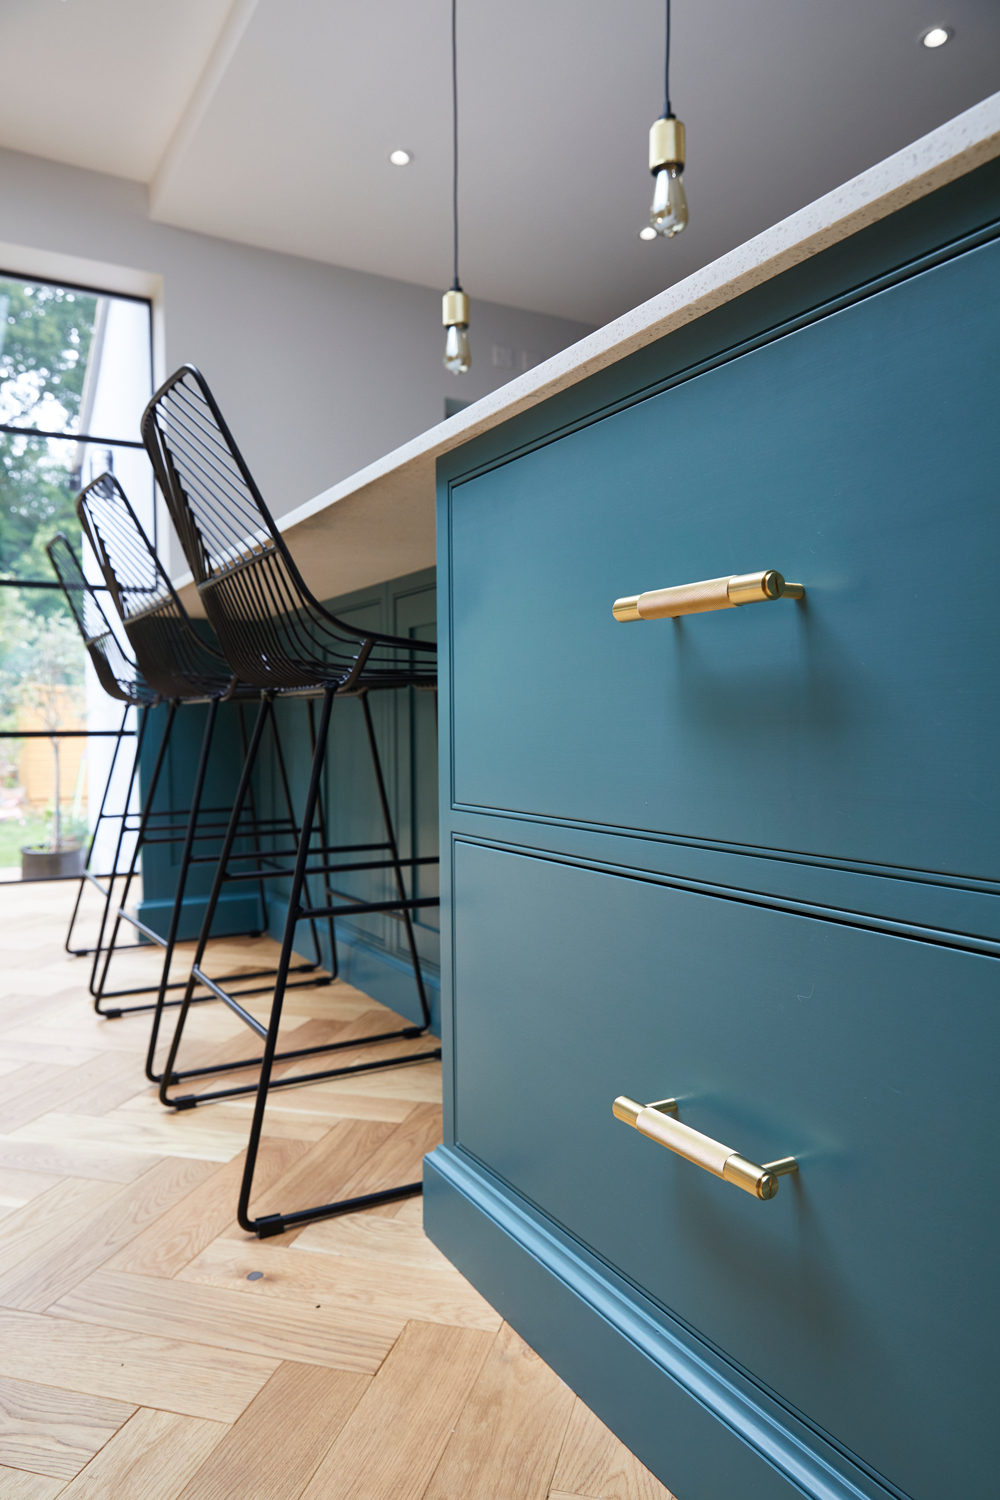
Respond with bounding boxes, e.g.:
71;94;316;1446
649;115;685;174
442;288;470;329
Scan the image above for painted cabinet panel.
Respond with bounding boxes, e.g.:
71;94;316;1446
138;697;263;939
450;237;1000;881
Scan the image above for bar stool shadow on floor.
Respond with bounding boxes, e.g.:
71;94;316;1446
143;363;441;1236
76;472;334;1082
46;532;161;975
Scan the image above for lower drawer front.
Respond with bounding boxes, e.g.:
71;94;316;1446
452;840;999;1500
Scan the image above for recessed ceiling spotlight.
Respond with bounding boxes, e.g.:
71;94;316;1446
920;25;951;48
638;226;658;241
389;149;412;166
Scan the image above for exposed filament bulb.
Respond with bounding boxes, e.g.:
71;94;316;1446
651;165;688;237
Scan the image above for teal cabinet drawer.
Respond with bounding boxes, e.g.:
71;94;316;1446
449;236;1000;881
452;839;999;1500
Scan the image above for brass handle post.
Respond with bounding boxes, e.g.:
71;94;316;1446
613;569;804;622
613;1094;798;1200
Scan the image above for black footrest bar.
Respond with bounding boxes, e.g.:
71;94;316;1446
297;895;440;920
169;1047;441;1108
98;992;218;1018
253;1182;423;1238
97;958;321;1006
167;1024;428;1085
221;853;440;883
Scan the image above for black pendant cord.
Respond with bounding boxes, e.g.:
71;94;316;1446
451;0;461;292
663;0;673;120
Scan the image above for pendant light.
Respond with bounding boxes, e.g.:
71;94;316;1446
443;0;470;373
648;0;688;238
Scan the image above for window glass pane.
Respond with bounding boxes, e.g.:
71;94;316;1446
1;276;154;576
0;272;153;870
0;277;99;434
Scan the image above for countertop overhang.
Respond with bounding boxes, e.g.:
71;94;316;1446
174;91;1000;617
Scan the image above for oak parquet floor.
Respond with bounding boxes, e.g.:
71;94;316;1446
0;1466;66;1499
0;880;674;1498
0;1377;133;1479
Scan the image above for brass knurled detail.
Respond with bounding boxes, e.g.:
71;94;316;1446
636;576;732;619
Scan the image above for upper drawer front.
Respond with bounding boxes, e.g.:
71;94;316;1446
449;238;1000;881
452;839;1000;1500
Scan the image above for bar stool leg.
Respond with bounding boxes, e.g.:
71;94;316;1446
236;688;335;1232
360;691;431;1029
65;703;132;958
90;699;177;1015
156;695;274;1098
305;696;338;977
144;696;220;1082
236;703;269;940
237;688;429;1237
83;705;148;981
270;699;325;971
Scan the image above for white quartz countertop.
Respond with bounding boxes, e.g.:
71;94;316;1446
176;91;1000;617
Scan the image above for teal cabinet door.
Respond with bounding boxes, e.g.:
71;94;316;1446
451;840;998;1500
449;236;1000;881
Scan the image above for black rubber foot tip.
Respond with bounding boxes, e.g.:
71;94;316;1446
402;1027;424;1038
104;1009;123;1020
255;1215;286;1239
171;1096;198;1110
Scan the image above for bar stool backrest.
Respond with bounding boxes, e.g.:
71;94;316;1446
77;473;236;702
46;533;155;706
141;365;434;692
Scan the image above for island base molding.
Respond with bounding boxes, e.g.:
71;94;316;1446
423;1147;905;1500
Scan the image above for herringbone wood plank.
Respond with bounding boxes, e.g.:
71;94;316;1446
0;1375;134;1479
55;1408;227;1499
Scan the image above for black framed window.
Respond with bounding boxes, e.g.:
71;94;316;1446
0;269;153;866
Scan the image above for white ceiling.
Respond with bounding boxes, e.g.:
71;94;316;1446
1;0;999;326
0;0;235;180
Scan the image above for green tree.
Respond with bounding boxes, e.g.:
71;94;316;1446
0;278;97;598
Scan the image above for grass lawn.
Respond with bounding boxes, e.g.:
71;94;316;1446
0;812;54;867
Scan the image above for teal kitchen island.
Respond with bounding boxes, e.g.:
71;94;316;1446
174;94;1000;1500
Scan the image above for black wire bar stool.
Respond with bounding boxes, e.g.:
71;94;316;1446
142;365;440;1236
46;532;160;973
76;473;333;1082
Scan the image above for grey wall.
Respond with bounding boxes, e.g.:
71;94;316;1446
0;143;593;568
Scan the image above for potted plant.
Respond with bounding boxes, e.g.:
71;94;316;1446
18;612;88;880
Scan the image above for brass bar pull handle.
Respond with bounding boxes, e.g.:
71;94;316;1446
613;1095;798;1200
613;569;804;622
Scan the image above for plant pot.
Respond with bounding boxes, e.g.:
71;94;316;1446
20;844;87;880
